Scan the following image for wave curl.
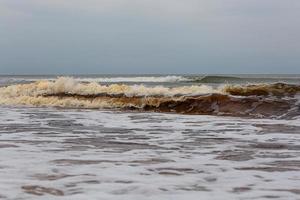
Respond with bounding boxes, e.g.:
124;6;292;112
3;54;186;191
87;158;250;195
0;77;299;119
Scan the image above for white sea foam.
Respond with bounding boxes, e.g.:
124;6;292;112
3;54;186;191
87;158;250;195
0;107;299;199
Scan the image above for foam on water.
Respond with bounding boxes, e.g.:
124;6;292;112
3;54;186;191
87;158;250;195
0;106;299;199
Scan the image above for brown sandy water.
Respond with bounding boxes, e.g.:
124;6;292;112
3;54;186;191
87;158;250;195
0;78;299;119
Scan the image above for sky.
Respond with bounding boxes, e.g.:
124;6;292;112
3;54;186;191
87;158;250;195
0;0;299;74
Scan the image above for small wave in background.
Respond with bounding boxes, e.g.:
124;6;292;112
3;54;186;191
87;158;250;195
1;74;300;86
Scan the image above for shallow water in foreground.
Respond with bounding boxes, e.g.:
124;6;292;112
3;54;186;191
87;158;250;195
0;106;299;200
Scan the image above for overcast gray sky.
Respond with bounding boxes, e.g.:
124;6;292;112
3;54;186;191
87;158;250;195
0;0;299;74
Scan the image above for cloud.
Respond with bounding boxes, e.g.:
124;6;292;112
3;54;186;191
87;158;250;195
0;3;25;18
4;0;299;26
28;0;205;14
2;0;300;19
0;0;299;74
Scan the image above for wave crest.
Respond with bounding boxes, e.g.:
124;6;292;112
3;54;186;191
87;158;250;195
0;77;217;98
224;83;300;96
0;77;299;119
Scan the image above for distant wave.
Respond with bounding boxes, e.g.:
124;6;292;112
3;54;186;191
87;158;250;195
81;75;245;84
191;75;242;83
24;76;190;83
76;76;191;83
0;77;299;119
2;75;299;85
190;75;300;84
24;75;245;84
0;78;32;86
1;76;191;85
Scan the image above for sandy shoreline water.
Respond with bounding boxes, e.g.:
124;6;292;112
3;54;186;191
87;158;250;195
0;106;299;199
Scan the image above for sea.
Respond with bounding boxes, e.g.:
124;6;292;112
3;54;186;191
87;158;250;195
0;74;299;200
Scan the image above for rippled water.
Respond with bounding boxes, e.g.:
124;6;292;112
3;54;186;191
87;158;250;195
0;106;299;199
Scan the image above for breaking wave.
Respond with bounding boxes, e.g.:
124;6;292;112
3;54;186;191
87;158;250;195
225;83;300;96
0;77;299;119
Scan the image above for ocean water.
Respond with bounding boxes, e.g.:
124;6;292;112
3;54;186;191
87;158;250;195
0;75;300;199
